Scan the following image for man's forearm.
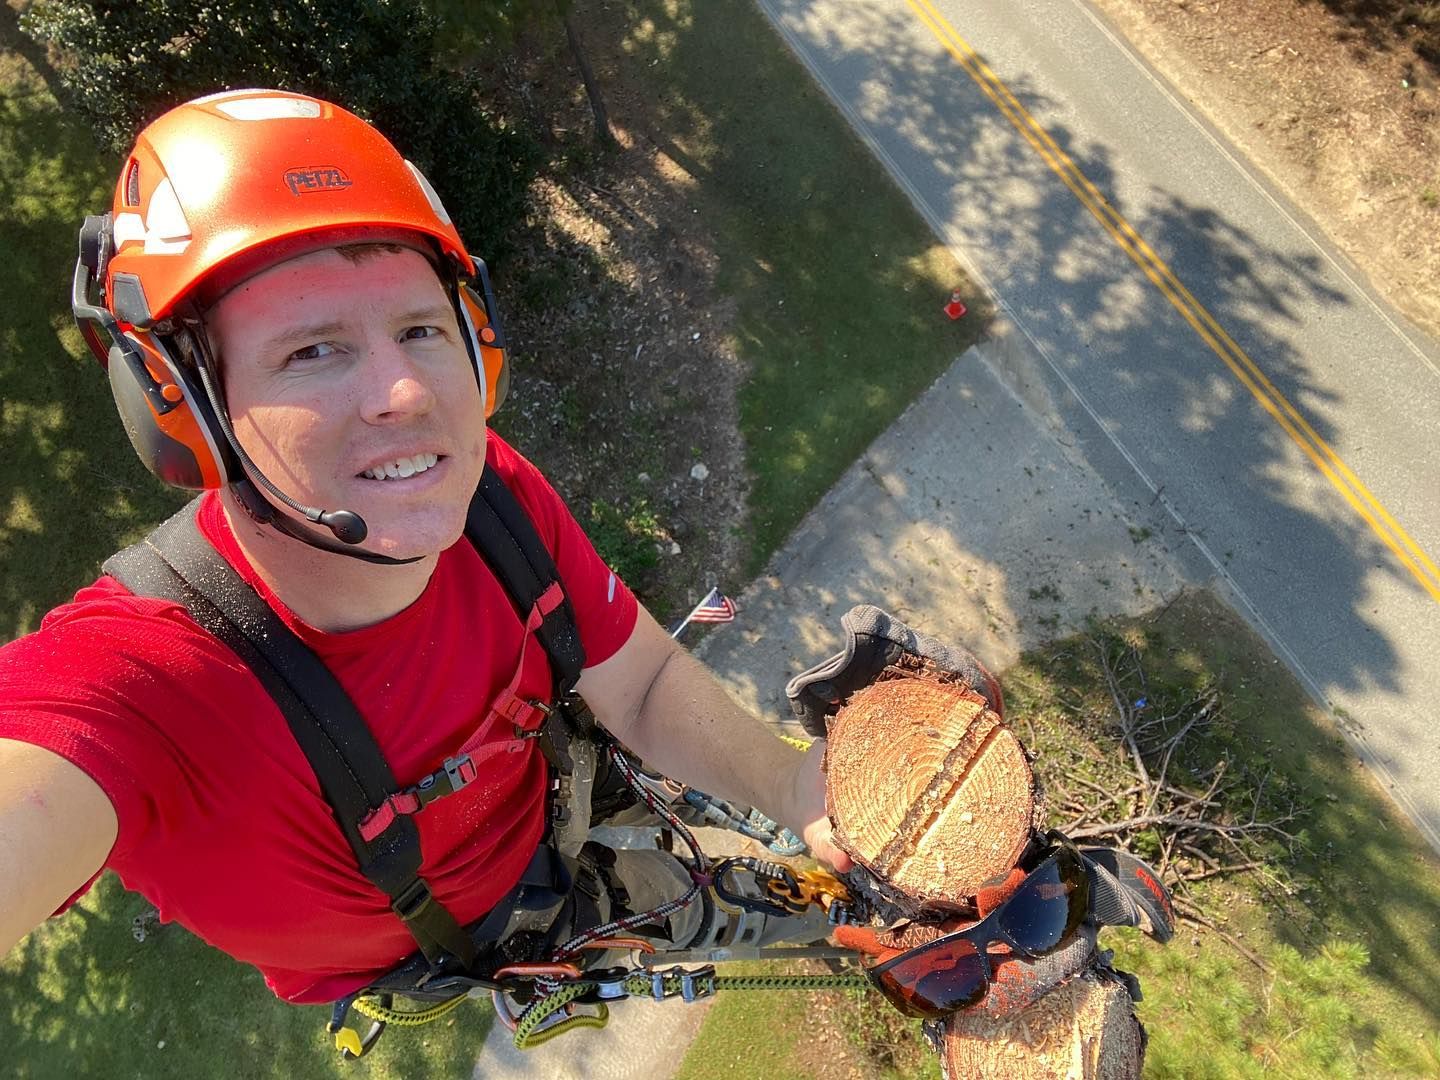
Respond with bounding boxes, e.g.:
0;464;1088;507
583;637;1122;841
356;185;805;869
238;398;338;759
612;646;806;826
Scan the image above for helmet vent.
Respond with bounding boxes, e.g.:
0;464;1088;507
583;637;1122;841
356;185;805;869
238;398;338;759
404;161;452;226
125;159;141;206
214;96;322;121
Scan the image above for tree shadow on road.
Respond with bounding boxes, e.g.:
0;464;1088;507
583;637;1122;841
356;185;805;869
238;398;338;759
617;0;1416;712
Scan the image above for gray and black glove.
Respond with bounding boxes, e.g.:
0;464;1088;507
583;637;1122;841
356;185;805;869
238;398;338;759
1081;845;1175;944
784;604;1004;737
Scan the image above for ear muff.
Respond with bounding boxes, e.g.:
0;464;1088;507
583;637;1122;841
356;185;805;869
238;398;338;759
106;329;232;490
457;283;509;419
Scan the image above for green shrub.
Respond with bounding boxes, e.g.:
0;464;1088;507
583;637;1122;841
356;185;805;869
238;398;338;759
584;496;662;587
1128;936;1381;1078
22;0;537;260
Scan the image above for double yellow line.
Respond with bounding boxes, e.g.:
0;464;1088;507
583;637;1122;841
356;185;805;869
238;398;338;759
906;0;1440;604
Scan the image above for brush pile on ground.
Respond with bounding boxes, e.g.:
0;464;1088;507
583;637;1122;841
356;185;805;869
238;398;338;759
1033;632;1305;968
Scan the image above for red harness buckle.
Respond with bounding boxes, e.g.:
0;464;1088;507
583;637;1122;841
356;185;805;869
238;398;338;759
356;582;563;843
358;753;479;842
493;689;552;735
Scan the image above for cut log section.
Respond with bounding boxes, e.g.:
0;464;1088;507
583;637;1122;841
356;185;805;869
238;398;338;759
826;677;1035;905
941;973;1143;1079
823;673;1140;1078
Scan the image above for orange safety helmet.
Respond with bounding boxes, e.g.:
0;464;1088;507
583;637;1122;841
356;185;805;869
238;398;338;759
73;88;510;493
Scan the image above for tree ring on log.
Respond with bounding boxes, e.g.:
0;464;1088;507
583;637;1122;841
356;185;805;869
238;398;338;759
826;677;1035;907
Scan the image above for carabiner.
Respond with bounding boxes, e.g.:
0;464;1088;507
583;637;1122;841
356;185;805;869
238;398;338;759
776;867;853;919
713;857;803;917
327;992;389;1060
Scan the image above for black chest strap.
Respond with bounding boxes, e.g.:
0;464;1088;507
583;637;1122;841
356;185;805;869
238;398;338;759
102;470;588;973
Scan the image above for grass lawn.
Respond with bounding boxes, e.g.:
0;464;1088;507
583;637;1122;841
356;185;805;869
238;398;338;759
583;0;989;572
679;591;1440;1078
0;0;984;1073
0;50;185;642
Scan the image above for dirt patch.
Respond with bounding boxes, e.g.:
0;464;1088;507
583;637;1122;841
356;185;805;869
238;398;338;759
477;33;751;623
1090;0;1440;339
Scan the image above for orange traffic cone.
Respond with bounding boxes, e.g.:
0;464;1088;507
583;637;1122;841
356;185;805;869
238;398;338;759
944;290;967;320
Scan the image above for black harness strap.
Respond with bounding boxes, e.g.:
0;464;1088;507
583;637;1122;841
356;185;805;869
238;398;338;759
104;501;479;970
104;471;592;973
468;468;585;695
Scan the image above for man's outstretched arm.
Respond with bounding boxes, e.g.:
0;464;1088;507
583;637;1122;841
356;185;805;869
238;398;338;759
575;606;852;871
0;739;118;958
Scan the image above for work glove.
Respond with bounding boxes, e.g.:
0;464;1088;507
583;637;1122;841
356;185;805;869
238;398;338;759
785;605;1004;737
1081;846;1175;944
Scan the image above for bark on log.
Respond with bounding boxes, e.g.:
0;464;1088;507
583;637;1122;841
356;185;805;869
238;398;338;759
824;675;1142;1079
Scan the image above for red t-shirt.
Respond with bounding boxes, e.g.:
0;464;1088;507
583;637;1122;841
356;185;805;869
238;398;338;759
0;433;638;1004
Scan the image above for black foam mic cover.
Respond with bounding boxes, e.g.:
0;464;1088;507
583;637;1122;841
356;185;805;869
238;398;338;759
318;509;367;545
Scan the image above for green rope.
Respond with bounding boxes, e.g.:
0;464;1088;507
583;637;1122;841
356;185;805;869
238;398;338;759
713;973;871;992
351;993;468;1027
510;969;871;1050
613;971;869;994
350;967;874;1052
513;982;608;1049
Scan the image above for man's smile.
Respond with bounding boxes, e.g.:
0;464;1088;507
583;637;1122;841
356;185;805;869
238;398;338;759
359;453;444;481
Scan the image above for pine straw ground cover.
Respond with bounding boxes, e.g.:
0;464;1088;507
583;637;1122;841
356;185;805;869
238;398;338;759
679;590;1440;1079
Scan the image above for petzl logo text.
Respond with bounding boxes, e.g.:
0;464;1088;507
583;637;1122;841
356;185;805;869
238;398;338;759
285;166;354;195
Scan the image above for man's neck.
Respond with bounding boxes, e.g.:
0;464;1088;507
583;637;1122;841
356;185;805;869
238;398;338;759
219;492;436;633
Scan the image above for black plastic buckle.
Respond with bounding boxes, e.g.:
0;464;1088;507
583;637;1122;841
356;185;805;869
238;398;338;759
513;699;553;740
390;879;433;922
412;754;475;809
550;773;573;825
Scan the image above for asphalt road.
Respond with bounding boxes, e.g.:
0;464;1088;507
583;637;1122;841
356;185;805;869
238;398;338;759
754;0;1440;853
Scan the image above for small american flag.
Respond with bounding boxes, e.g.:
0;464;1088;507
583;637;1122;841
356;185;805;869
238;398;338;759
689;587;737;624
669;586;738;639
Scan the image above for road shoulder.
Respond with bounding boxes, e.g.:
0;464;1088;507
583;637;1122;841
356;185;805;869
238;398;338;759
1086;0;1440;341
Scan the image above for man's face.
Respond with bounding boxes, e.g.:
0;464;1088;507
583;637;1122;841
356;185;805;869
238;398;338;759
208;246;487;561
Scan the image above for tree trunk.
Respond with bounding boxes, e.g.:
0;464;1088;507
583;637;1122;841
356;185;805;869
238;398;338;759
560;7;616;148
825;675;1142;1079
942;972;1144;1079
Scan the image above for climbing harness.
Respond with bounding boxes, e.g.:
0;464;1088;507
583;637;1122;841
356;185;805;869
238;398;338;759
107;475;861;1061
341;740;872;1056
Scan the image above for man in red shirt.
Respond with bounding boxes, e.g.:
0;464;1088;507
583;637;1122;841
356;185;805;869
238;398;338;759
0;89;849;1014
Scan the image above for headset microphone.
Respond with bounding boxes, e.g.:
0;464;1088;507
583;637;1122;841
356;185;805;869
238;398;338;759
234;445;369;546
230;479;420;566
317;510;367;545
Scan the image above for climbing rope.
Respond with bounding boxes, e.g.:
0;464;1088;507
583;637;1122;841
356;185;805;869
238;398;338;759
351;993;468;1027
510;968;873;1049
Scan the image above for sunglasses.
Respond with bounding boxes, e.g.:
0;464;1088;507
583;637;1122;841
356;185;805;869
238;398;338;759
864;832;1091;1019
